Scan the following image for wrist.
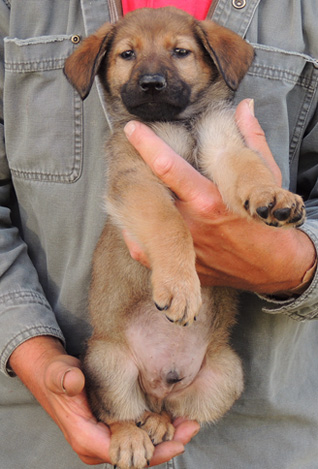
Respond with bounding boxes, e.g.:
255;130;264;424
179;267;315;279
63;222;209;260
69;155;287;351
272;251;317;299
263;228;317;295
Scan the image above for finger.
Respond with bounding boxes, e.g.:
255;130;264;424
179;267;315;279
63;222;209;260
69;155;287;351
45;356;85;397
150;440;185;467
235;99;282;185
149;419;200;466
124;121;218;204
62;367;86;397
74;422;112;465
173;418;200;445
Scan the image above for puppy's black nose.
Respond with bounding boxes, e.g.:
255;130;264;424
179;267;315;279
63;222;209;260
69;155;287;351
139;74;167;92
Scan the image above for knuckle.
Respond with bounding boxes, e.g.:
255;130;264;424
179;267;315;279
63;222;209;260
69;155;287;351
195;194;219;217
152;153;174;178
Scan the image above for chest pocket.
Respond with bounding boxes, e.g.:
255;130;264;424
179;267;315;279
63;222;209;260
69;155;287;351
4;35;83;183
234;45;318;192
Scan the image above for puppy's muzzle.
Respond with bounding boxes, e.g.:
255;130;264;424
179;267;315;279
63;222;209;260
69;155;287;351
121;71;191;122
139;74;167;92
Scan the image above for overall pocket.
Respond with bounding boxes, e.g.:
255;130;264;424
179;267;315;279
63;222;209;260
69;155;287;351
4;35;83;183
234;45;318;191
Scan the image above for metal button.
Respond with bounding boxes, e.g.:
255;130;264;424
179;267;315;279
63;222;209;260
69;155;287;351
71;35;81;44
232;0;246;9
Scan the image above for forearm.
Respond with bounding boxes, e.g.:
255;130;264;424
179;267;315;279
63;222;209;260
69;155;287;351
267;229;316;296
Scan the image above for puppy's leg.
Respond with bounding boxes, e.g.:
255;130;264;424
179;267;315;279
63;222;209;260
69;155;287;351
83;339;147;423
198;110;305;227
84;340;174;468
84;339;153;468
106;137;201;325
164;343;243;424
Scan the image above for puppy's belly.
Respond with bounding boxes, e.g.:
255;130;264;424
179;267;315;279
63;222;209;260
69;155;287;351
125;301;211;400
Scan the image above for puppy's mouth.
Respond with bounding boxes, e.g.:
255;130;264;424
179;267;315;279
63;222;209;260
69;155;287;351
120;74;191;122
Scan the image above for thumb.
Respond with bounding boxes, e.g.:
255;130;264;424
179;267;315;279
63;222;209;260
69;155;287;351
45;356;86;397
124;120;217;204
235;99;282;185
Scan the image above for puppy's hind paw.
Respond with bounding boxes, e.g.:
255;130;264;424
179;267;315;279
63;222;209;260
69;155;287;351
110;423;154;469
138;411;175;445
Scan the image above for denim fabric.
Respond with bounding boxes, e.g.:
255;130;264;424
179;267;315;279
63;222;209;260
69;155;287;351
0;0;317;468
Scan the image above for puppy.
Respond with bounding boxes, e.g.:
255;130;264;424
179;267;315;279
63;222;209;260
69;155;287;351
64;7;305;469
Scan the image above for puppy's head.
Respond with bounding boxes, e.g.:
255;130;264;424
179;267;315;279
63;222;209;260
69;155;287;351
64;7;254;121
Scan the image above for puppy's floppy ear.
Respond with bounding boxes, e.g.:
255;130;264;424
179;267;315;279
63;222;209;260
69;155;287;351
64;22;114;99
195;21;254;91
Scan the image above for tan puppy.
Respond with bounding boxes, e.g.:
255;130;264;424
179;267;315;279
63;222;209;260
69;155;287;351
64;7;305;469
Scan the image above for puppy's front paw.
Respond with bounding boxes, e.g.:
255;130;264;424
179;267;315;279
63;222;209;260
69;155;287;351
244;186;305;227
138;411;175;445
110;423;154;469
152;266;202;326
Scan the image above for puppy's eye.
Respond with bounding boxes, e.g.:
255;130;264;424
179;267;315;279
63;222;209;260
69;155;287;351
173;48;191;58
120;50;136;60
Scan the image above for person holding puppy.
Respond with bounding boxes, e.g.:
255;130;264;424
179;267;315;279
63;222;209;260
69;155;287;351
1;1;317;469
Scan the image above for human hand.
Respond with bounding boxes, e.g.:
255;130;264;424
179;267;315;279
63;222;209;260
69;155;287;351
124;99;316;294
9;336;199;466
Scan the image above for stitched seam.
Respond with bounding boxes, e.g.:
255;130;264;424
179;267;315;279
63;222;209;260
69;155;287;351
9;90;83;183
252;43;318;65
3;327;64;351
247;66;315;90
0;326;65;374
289;76;317;162
5;58;69;72
0;290;50;307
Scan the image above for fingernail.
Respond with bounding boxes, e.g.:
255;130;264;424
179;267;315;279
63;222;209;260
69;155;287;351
124;121;136;137
248;99;255;117
191;424;201;438
61;368;73;394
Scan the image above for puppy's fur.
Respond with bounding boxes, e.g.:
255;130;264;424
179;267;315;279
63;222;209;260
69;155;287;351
64;7;305;469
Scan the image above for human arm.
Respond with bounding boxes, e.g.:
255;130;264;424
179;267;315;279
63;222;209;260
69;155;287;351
123;99;317;300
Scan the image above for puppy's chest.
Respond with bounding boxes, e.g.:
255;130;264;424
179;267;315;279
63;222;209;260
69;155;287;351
150;121;201;169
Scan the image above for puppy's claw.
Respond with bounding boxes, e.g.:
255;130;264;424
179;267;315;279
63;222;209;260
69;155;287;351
155;302;170;311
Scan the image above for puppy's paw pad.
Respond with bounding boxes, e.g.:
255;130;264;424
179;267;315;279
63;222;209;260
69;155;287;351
256;205;270;220
273;207;292;221
246;187;305;227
